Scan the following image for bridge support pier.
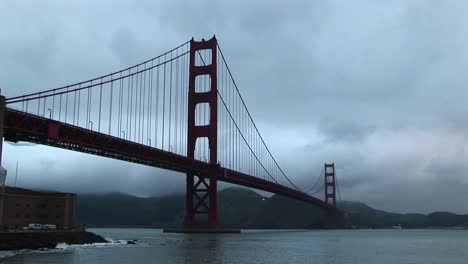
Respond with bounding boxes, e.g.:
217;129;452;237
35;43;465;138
185;169;217;228
0;95;5;230
324;163;340;228
183;36;220;230
0;95;5;166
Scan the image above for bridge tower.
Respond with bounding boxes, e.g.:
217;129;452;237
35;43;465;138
185;36;218;228
324;163;336;208
0;95;5;166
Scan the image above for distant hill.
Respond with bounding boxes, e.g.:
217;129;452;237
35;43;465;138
76;188;468;229
217;187;265;228
338;201;468;229
77;192;185;228
249;194;327;229
76;187;332;229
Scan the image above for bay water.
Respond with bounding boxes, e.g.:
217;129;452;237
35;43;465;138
1;228;467;264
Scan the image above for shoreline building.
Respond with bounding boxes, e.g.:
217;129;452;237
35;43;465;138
0;186;76;230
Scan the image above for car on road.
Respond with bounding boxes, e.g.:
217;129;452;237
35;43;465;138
24;223;43;230
42;224;57;230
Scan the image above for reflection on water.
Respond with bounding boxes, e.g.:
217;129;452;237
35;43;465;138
1;229;468;264
181;235;219;264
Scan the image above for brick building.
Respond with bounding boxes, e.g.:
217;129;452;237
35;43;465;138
0;186;76;230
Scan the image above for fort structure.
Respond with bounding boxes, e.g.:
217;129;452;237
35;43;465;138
0;186;76;230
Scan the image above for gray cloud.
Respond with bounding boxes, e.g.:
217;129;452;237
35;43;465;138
1;0;468;213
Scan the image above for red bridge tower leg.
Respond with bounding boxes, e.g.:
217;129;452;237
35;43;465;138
185;37;218;228
324;162;339;228
324;163;336;208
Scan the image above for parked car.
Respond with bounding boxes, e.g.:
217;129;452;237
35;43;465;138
26;223;43;230
42;224;57;230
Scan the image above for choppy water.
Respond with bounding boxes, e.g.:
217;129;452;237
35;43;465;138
1;228;468;264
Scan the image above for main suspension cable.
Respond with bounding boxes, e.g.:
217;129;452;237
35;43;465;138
216;43;301;191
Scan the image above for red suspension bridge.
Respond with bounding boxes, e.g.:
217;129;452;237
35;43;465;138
0;36;341;229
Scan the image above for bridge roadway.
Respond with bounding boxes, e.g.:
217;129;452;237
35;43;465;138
4;108;334;211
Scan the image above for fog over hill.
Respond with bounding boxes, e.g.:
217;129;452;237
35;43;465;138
76;187;468;229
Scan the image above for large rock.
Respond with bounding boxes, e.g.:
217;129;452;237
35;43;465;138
0;231;107;250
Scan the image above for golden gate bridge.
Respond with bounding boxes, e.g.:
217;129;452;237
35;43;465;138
0;36;341;229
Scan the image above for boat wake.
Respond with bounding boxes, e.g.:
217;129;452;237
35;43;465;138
55;237;133;250
0;251;16;259
0;238;148;259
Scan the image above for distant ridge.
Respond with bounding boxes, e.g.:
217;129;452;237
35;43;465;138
338;201;468;229
76;188;468;229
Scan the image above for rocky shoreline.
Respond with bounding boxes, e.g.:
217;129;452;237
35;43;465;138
0;230;107;251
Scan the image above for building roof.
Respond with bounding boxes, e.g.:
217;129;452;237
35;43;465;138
2;186;76;197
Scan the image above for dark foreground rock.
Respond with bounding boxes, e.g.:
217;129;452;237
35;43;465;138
0;230;107;251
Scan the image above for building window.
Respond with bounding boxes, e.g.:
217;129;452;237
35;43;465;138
16;213;20;218
25;214;30;219
26;204;30;208
16;203;20;207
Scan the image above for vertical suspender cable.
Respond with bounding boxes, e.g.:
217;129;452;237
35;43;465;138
98;80;103;132
109;77;114;135
169;50;173;152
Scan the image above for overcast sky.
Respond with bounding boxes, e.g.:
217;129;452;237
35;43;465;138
1;0;468;214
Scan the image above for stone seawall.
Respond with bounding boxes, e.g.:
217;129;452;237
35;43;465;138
0;230;107;250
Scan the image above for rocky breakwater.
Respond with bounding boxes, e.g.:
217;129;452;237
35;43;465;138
0;230;107;250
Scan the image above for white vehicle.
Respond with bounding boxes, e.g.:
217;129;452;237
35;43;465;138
27;223;43;230
42;224;57;230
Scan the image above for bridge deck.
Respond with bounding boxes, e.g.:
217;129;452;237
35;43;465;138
4;108;333;211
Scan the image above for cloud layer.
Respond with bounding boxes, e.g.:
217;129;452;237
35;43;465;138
1;0;468;213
